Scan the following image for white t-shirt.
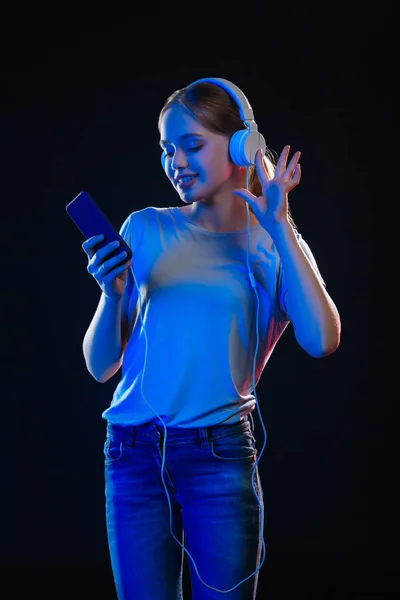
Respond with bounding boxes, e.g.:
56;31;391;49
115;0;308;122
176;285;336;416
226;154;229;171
102;206;325;428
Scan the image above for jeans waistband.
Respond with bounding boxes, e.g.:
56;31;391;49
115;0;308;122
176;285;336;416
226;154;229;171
106;413;254;444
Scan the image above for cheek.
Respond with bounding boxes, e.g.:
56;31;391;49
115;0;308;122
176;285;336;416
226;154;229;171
166;166;175;182
213;158;233;181
205;148;231;179
217;143;232;176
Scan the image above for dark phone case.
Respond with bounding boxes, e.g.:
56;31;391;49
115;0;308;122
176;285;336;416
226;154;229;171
66;191;133;263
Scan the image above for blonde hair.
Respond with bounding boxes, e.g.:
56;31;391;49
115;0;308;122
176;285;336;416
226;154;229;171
158;81;297;229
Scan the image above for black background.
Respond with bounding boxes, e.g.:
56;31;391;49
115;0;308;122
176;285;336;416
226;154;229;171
2;4;396;599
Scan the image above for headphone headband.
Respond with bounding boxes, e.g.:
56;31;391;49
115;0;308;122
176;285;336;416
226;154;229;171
186;77;255;123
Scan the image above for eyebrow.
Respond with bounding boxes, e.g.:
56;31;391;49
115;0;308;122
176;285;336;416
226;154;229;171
160;133;205;146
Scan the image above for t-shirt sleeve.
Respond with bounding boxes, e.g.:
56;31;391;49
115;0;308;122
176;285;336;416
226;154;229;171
278;231;326;319
118;209;148;256
118;209;146;303
119;213;133;249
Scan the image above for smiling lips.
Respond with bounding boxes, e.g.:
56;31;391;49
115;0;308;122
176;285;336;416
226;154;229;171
176;175;198;189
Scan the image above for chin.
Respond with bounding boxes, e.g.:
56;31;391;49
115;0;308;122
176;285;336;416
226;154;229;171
179;189;201;204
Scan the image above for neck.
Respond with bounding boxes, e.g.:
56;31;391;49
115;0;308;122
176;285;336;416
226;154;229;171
186;196;258;233
185;168;258;232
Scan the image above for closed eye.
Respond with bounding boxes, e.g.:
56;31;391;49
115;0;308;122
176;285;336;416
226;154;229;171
164;145;203;158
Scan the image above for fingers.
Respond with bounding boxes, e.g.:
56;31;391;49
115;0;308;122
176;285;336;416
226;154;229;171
275;146;301;181
83;236;119;262
232;188;263;220
275;145;291;177
287;164;301;190
285;151;301;181
232;188;256;204
96;240;122;263
87;248;129;277
101;258;132;283
293;163;301;183
82;234;104;254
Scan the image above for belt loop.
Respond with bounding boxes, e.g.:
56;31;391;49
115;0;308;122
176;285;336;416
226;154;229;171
249;412;255;434
200;426;211;449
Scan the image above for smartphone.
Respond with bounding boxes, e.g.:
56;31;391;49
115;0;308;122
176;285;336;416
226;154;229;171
66;191;133;263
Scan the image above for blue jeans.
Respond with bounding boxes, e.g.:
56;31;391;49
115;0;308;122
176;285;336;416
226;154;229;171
104;414;264;599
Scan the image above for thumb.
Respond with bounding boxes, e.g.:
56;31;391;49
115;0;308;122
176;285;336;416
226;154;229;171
232;188;259;215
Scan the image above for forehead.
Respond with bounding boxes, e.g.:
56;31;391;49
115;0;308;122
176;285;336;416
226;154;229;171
159;104;209;144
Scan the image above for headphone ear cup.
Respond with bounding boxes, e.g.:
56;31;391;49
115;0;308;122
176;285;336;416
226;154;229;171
229;129;249;167
230;129;267;167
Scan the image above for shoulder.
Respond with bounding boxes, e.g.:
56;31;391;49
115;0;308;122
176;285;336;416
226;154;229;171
119;206;179;242
119;205;166;230
123;206;176;222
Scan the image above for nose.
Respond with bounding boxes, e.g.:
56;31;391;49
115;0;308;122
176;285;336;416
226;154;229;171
171;148;188;171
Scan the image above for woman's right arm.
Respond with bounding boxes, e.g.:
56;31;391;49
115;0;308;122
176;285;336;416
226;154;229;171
82;293;128;383
81;234;132;383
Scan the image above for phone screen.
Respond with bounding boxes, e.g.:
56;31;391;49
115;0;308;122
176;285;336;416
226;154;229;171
66;191;133;261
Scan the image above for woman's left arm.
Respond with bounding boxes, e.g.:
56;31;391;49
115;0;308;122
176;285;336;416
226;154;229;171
269;221;341;357
233;145;341;358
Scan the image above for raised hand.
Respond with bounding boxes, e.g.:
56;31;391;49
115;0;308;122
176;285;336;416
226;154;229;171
233;145;301;230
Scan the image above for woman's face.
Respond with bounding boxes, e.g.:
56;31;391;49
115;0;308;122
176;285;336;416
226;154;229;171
159;103;235;203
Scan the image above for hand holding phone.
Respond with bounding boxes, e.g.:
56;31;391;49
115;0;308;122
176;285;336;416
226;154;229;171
66;191;133;299
66;191;133;259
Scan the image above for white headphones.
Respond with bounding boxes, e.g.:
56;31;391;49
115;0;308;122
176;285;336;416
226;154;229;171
161;77;266;169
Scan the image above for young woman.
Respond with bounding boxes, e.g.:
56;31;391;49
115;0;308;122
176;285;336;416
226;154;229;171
81;80;341;600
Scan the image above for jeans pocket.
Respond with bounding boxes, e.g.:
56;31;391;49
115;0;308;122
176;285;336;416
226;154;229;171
210;430;258;461
104;436;124;464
